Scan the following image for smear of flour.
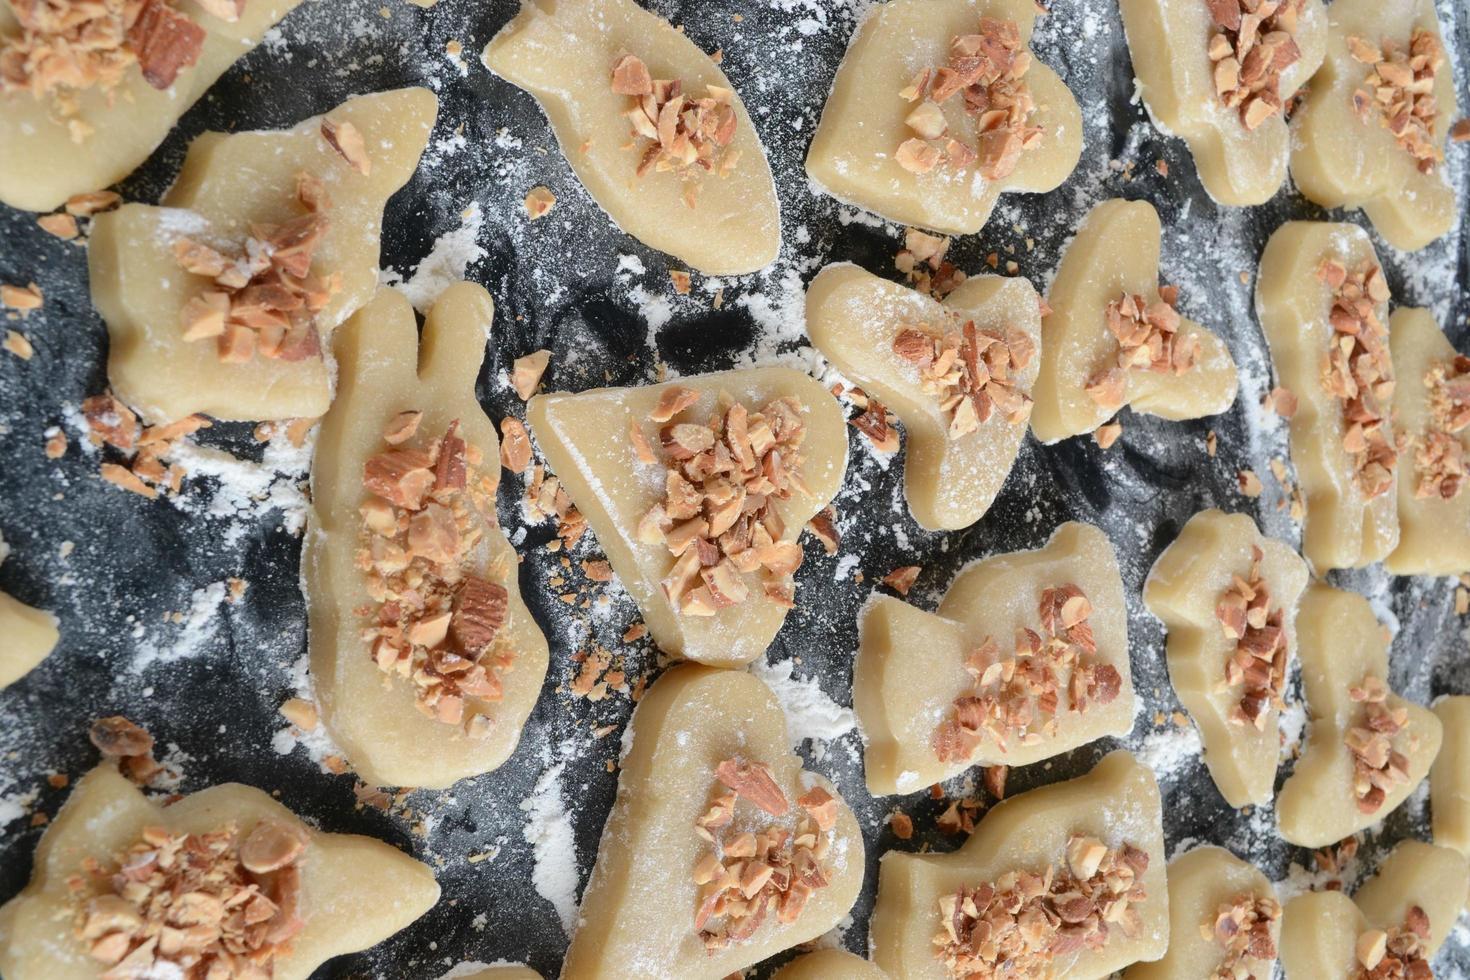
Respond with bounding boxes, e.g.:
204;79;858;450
382;202;488;312
131;581;229;671
520;759;580;937
1132;723;1203;782
749;657;858;758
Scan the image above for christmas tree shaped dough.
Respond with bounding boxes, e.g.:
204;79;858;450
482;0;779;276
528;368;847;668
871;750;1168;979
1431;697;1470;857
1277;585;1441;848
1385;308;1470;576
0;762;439;979
0;0;304;213
1279;840;1469;978
806;263;1042;530
805;0;1082;236
1288;0;1459;252
1031;199;1238;444
88;87;437;424
561;665;865;980
305;284;549;790
856;521;1133;796
0;532;58;688
1117;0;1327;205
1256;221;1398;572
771;949;888;980
1124;846;1280;980
1143;509;1309;808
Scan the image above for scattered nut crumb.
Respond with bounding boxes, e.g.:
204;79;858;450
881;565;922;595
499;416;532;473
512;349;552;400
1238;469;1263;497
1;282;43;313
4;330;33;359
524;185;556;220
321;117;372;175
1094;420;1122;449
669;269;692;294
37;213;78;239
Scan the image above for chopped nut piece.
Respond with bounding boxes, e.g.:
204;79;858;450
1205;0;1304;131
1266;385;1298;418
1085;287;1197;409
3;331;34;360
321;118;372;175
807;506;840;555
851;398;900;454
127;0;206;88
982;764;1007;800
1238;469;1263;497
1345;673;1410;814
499;416;533;474
524;185;556;220
891;811;914;839
715;758;789;816
512;349;552;401
1205;891;1281;976
65;191;122;217
882;565;921;596
382;410;423;445
669;269;692;295
1094;420;1122;449
279;697;318;731
1315;258;1396;499
37;213;79;239
1348;29;1447;173
44;429;67;459
1;282;43;312
612;53;740;202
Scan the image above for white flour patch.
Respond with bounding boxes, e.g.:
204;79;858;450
132;581;229;671
749;656;857;758
382;202;488;312
1132;723;1203;782
520;758;580;937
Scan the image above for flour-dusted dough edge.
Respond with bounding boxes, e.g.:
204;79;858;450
0;590;59;689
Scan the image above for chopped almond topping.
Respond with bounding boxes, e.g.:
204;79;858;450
1348;29;1447;173
1352;906;1431;979
1315;257;1396;499
320;118;372;175
88;715;167;786
83;392;206;499
1345;674;1410;815
1084;287;1197;410
932;583;1120;762
893;318;1034;438
499;416;533;474
1214;545;1289;731
895;228;967;300
1200;891;1281;978
524;185;556;220
1415;355;1470;500
850;397;900;454
512;349;551;400
882;565;922;595
935;834;1150;977
1205;0;1306;131
611;53;741;204
891;811;914;839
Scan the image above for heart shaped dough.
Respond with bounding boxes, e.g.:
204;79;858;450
528;368;847;668
806;0;1081;235
1143;509;1309;808
305;284;549;790
88;87;437;424
856;521;1133;796
806;263;1042;530
562;664;864;980
0;762;439;979
482;0;779;275
871;750;1169;979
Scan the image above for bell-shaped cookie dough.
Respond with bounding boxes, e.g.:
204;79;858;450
855;521;1133;796
0;531;59;688
806;0;1081;236
1124;846;1281;980
1431;697;1470;857
1256;221;1398;572
871;750;1168;978
562;665;865;980
1288;0;1460;252
1031;199;1238;444
482;0;778;276
528;368;847;669
806;264;1041;531
771;949;888;980
1277;585;1441;848
0;762;439;979
88;87;438;424
0;0;304;212
1118;0;1326;206
1143;509;1309;808
1280;840;1469;978
1385;308;1470;576
304;284;549;790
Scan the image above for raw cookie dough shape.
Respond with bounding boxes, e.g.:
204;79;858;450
1256;221;1398;572
806;264;1042;531
771;949;889;980
481;0;779;276
88;87;438;424
1117;0;1327;206
1030;198;1239;444
1431;697;1470;856
0;762;439;979
0;0;305;212
1385;308;1470;576
453;968;543;980
527;368;847;668
1279;840;1469;979
805;0;1082;236
1288;0;1459;252
561;665;865;980
1124;846;1281;980
0;531;59;688
871;750;1169;979
305;284;549;790
1143;509;1310;808
855;521;1133;796
1276;584;1442;848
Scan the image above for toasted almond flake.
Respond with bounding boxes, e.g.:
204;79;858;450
321;118;372;175
100;463;157;498
4;331;34;359
37;213;79;239
1094;420;1123;449
65;191;122;217
1349;29;1447;172
512;349;552;401
669;269;692;295
499;416;532;473
44;429;67;459
882;565;922;595
1238;469;1263;497
524;185;556;220
1453;119;1470;143
891;812;914;839
279;697;318;731
1;283;43;312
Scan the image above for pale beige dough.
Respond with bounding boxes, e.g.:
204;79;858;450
304;284;549;790
1030;198;1238;444
770;948;889;980
1385;308;1470;576
452;968;542;980
0;593;57;689
1143;509;1309;808
0;0;304;212
1288;0;1459;252
805;264;1041;531
482;0;779;276
88;88;438;424
562;665;865;980
1431;697;1470;856
1117;0;1326;206
805;0;1081;236
1279;840;1469;978
855;521;1133;796
0;762;439;979
527;368;847;668
870;750;1169;978
1256;221;1398;572
1124;846;1280;980
1276;585;1441;848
